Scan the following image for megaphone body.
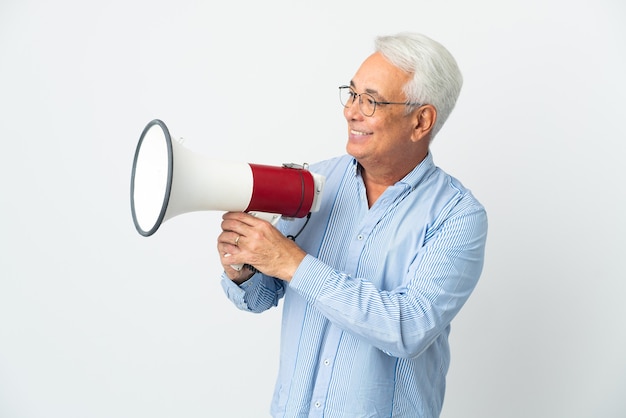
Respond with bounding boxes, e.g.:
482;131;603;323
130;119;325;237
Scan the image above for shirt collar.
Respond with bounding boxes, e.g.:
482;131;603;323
349;152;436;191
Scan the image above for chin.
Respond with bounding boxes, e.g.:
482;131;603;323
346;143;362;159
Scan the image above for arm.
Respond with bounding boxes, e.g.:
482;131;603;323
289;201;487;358
220;272;286;313
217;212;301;312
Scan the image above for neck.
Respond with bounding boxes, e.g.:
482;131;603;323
359;152;427;207
360;167;405;207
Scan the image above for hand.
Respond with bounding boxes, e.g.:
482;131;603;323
217;212;307;282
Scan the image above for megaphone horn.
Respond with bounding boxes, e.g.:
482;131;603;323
130;119;325;237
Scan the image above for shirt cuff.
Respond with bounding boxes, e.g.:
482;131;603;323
220;272;251;310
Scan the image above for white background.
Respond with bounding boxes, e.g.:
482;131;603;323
1;1;625;417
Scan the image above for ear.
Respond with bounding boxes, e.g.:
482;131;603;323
411;105;437;142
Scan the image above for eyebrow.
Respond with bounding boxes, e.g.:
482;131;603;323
349;80;383;98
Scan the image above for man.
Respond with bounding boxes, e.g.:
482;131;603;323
217;32;487;418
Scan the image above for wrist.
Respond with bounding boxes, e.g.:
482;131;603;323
281;250;307;282
230;269;255;285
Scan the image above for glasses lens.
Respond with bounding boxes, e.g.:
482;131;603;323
338;87;376;116
339;87;353;108
360;93;376;117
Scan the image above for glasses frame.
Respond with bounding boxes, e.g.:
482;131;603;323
339;85;422;117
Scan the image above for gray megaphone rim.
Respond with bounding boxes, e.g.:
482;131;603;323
130;119;173;237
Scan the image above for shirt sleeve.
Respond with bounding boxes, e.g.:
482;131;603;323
288;199;488;359
220;272;286;313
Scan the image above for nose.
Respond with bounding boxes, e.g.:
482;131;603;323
343;97;363;120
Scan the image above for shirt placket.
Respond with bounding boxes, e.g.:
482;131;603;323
307;325;342;416
308;175;411;415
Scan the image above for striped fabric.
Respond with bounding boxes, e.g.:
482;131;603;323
221;153;488;417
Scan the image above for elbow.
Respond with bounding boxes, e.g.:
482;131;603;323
383;343;429;360
381;326;447;359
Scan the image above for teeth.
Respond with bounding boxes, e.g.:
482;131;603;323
351;129;370;136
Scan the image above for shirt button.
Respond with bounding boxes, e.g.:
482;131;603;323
357;234;363;240
315;401;321;408
323;359;330;366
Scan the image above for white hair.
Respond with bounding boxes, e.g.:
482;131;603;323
375;32;463;139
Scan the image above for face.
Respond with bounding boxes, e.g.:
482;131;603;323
344;52;419;175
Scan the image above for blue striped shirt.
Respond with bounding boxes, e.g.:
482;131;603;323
221;153;488;417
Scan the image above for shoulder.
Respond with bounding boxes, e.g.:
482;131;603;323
309;154;354;176
424;168;488;242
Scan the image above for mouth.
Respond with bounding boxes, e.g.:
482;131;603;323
350;129;373;136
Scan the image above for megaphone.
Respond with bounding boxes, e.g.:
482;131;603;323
130;119;325;237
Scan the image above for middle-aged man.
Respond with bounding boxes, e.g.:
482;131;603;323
217;32;488;418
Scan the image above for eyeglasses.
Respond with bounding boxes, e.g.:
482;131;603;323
339;85;421;117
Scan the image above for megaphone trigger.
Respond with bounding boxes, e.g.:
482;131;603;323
247;211;282;225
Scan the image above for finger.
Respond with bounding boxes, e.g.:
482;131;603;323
218;231;243;246
222;211;265;227
221;254;252;281
220;218;248;238
221;252;241;269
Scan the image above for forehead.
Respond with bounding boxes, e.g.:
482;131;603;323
351;52;411;97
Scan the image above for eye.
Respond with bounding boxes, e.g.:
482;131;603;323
363;94;377;106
